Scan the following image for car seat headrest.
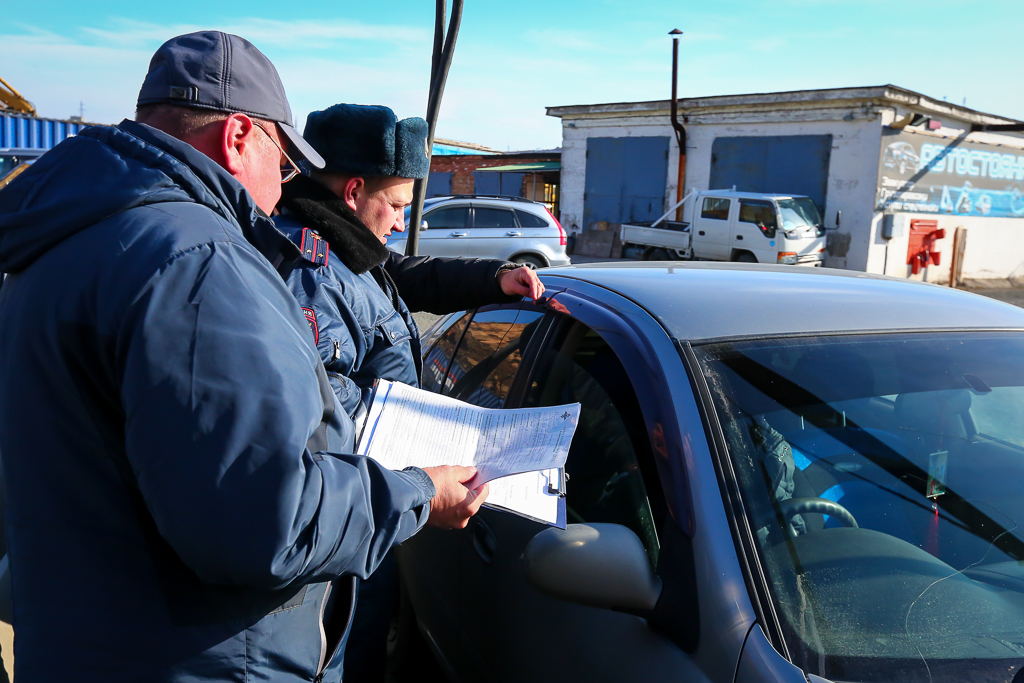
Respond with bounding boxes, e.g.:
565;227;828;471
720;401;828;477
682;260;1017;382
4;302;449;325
792;350;875;401
894;389;971;436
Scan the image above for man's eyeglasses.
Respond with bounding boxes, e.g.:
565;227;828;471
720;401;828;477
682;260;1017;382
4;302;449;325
254;121;301;183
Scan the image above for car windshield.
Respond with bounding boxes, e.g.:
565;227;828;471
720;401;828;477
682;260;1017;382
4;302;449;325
776;198;823;232
695;332;1024;683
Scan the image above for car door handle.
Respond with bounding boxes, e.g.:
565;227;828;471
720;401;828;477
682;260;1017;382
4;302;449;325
449;231;468;237
736;235;744;240
698;230;705;236
471;518;497;565
505;231;522;237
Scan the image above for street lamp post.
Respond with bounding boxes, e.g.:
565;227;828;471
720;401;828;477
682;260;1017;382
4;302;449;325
669;28;687;222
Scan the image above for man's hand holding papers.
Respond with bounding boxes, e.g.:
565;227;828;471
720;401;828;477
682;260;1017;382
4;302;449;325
357;380;581;526
422;465;489;529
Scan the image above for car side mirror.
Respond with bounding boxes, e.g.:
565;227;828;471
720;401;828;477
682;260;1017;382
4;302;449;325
831;210;842;230
523;523;662;612
420;220;428;231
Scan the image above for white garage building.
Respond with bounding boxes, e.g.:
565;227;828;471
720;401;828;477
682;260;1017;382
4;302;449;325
547;86;1024;283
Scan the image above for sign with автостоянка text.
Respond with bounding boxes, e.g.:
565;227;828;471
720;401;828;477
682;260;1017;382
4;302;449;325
876;128;1024;219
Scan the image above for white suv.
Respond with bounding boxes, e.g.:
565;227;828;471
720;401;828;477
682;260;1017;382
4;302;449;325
392;195;571;268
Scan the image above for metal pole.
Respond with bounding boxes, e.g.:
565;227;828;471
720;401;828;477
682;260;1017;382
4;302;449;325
408;0;463;256
669;29;686;222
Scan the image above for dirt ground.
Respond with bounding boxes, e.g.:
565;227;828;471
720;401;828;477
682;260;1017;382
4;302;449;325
1;622;12;679
965;287;1024;308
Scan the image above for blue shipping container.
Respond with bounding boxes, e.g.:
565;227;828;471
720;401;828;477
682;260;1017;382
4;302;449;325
1;112;88;153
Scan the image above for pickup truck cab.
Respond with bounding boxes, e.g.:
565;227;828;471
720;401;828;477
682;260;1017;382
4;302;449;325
622;190;827;266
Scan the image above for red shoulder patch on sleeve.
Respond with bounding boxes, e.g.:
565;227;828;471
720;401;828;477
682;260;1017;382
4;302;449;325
302;308;319;345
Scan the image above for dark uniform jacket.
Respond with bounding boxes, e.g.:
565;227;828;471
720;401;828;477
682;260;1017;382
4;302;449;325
0;120;435;682
275;175;519;421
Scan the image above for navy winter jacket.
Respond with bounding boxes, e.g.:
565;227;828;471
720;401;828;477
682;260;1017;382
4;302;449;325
0;120;435;682
274;175;519;420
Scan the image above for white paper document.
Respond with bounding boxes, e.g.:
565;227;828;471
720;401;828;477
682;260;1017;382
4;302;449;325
484;469;567;528
356;380;579;525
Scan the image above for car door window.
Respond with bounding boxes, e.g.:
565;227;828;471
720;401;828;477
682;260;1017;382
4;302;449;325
514;209;549;228
522;320;660;564
473;207;517;229
424;206;469;230
739;199;777;238
445;307;544;408
421;312;471;393
701;197;731;220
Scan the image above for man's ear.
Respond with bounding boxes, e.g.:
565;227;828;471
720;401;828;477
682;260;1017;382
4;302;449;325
342;177;366;212
220;113;257;176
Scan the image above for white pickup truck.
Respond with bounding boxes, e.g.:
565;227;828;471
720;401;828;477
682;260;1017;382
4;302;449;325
621;190;828;266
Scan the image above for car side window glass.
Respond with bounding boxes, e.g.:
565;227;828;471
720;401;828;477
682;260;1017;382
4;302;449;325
739;200;778;238
473;207;517;229
701;197;730;220
421;312;471;393
523;321;660;564
514;209;549;228
446;308;544;407
424;207;469;230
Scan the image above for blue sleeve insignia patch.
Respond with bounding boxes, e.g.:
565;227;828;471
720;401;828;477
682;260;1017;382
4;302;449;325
302;307;319;344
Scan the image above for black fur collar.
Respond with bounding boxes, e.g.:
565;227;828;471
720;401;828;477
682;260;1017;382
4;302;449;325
279;174;390;274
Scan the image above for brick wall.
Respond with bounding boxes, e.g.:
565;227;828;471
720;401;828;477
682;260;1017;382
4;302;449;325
430;155;557;196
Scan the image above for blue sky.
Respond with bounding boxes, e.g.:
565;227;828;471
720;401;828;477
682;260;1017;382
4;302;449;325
3;0;1021;150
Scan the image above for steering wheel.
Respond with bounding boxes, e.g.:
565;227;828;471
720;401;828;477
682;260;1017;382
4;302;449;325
778;497;858;536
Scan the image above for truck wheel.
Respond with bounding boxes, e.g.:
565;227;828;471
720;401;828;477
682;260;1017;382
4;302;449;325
645;248;673;261
735;252;757;263
513;255;546;269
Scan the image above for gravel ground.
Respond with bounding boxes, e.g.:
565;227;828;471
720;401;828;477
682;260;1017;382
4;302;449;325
412;311;443;333
964;288;1024;308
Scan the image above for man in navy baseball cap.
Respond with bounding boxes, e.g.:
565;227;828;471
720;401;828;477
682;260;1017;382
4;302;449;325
0;30;487;682
138;30;324;171
133;31;324;214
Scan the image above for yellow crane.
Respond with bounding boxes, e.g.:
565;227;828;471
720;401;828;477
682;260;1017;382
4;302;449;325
0;76;36;116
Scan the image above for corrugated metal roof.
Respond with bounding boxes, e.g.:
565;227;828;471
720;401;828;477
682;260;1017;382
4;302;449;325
1;113;93;153
475;161;560;172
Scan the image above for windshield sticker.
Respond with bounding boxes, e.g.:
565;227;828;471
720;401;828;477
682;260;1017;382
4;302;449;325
926;450;948;499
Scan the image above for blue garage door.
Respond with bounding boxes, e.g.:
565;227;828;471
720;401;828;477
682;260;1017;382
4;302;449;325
500;173;524;197
472;171;524;197
709;135;833;212
473;171;499;195
426;171;453;198
583;136;669;230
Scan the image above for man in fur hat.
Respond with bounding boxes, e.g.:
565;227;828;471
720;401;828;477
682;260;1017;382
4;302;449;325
275;103;543;423
273;102;544;681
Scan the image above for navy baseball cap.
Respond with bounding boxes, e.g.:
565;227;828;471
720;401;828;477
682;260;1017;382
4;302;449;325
137;31;324;169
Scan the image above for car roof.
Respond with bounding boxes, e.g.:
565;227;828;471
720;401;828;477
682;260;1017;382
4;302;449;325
541;262;1024;343
426;195;547;211
700;190;810;201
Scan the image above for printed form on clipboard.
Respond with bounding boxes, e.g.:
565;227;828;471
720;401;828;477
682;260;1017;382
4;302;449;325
356;380;580;527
